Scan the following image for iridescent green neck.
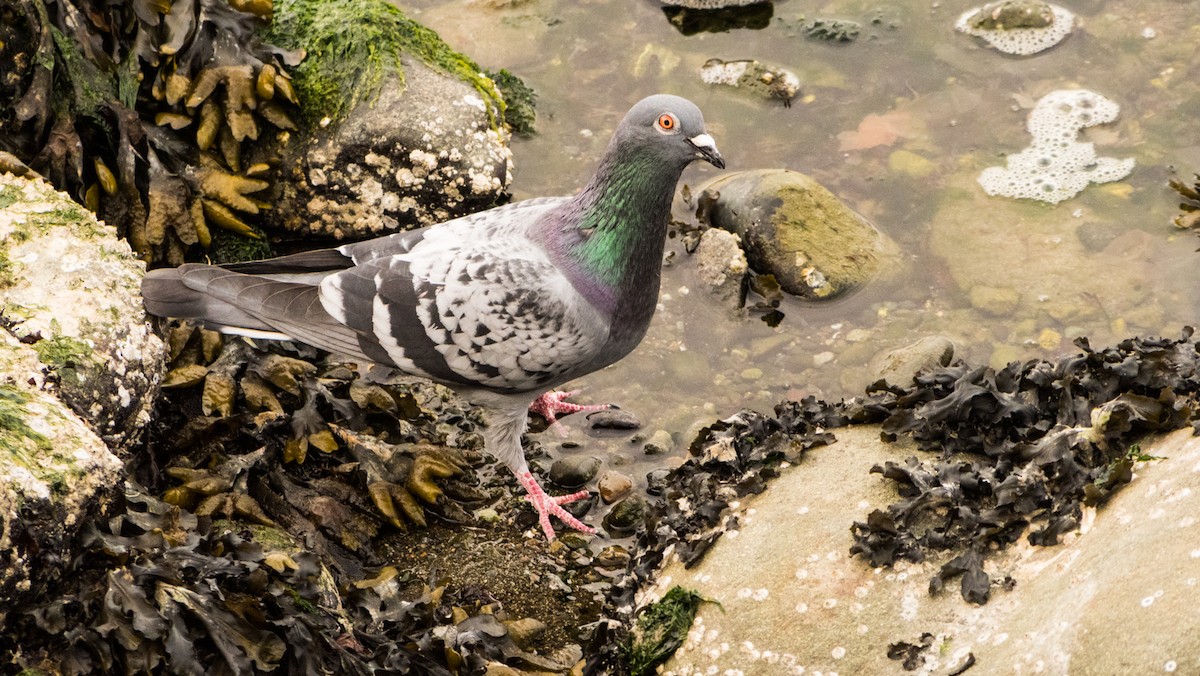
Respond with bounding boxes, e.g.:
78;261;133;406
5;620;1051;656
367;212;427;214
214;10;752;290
571;152;677;288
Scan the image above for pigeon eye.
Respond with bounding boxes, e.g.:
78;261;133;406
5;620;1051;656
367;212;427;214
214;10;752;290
656;113;677;132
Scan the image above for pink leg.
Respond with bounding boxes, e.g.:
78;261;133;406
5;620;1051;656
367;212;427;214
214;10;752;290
529;390;612;436
517;470;596;540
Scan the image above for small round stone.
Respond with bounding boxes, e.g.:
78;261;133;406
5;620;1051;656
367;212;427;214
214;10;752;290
646;468;672;495
588;409;642;429
603;496;647;535
549;456;602;489
598;471;634;504
643;429;675;455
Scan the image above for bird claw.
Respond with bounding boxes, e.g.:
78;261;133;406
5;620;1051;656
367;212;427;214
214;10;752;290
518;471;595;540
530;390;612;433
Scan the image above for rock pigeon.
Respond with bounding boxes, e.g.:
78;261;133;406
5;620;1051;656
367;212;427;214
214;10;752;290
141;94;724;540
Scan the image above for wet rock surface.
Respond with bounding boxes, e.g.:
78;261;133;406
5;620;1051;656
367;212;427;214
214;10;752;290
657;425;1200;674
697;169;902;299
266;56;512;241
699;59;800;104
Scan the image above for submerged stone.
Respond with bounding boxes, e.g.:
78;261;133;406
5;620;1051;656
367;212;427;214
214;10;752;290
696;169;901;300
662;2;774;36
548;455;602;489
699;58;799;104
956;2;1074;56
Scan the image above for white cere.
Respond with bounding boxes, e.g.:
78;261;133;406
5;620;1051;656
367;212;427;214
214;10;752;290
978;89;1134;204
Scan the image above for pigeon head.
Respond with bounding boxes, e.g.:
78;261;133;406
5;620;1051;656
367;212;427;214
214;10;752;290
616;94;725;170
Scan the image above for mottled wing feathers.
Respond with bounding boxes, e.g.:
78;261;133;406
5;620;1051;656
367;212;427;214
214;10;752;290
318;201;610;393
144;196;606;394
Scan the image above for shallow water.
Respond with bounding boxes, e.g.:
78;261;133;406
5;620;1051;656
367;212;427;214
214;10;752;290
404;0;1200;489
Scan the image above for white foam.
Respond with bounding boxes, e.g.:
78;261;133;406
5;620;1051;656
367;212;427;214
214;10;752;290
978;89;1134;204
956;3;1074;56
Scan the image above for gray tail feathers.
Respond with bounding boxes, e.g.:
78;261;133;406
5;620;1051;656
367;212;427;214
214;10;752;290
141;266;280;334
141;264;374;362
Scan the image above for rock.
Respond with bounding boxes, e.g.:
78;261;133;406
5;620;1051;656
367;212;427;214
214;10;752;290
0;333;124;614
656;426;1200;674
1038;327;1063;350
694;228;748;305
588;409;642;430
548;455;602;489
0;174;164;452
595;545;631;570
646;468;672;495
699;59;799;104
696;169;901;299
956;2;1074;56
867;336;956;389
804;18;862;42
643;429;676;456
969;284;1021;316
661;0;766;7
266;56;512;241
662;1;773;35
598;471;634;504
1076;220;1125;252
603;495;647;535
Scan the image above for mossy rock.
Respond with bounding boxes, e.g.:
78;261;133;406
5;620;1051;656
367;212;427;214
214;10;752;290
0;334;124;614
0;173;164;451
697;169;901;299
265;0;505;125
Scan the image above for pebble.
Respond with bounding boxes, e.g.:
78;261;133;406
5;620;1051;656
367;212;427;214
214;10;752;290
813;351;836;367
549;456;602;489
598;471;634;504
1038;327;1063;350
869;336;956;388
595;545;631;569
740;367;764;381
969;285;1021;317
643;429;675;455
603;496;647;535
646;468;672;496
588;409;642;430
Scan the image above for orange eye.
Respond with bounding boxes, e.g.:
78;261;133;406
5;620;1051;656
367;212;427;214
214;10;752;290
657;113;677;131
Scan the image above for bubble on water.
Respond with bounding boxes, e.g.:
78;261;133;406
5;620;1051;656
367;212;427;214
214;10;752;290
977;89;1133;204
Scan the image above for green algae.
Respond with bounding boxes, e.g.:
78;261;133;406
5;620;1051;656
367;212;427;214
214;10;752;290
0;184;21;209
626;587;713;676
265;0;505;126
0;384;51;466
0;249;15;287
487;68;536;135
33;334;93;386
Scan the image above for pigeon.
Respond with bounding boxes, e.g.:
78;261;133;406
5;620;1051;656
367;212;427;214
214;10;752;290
141;94;724;540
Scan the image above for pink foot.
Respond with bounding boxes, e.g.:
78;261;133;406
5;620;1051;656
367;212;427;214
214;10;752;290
530;390;612;437
517;471;596;540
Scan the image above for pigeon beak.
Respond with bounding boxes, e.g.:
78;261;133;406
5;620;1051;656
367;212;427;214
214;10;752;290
688;133;725;169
